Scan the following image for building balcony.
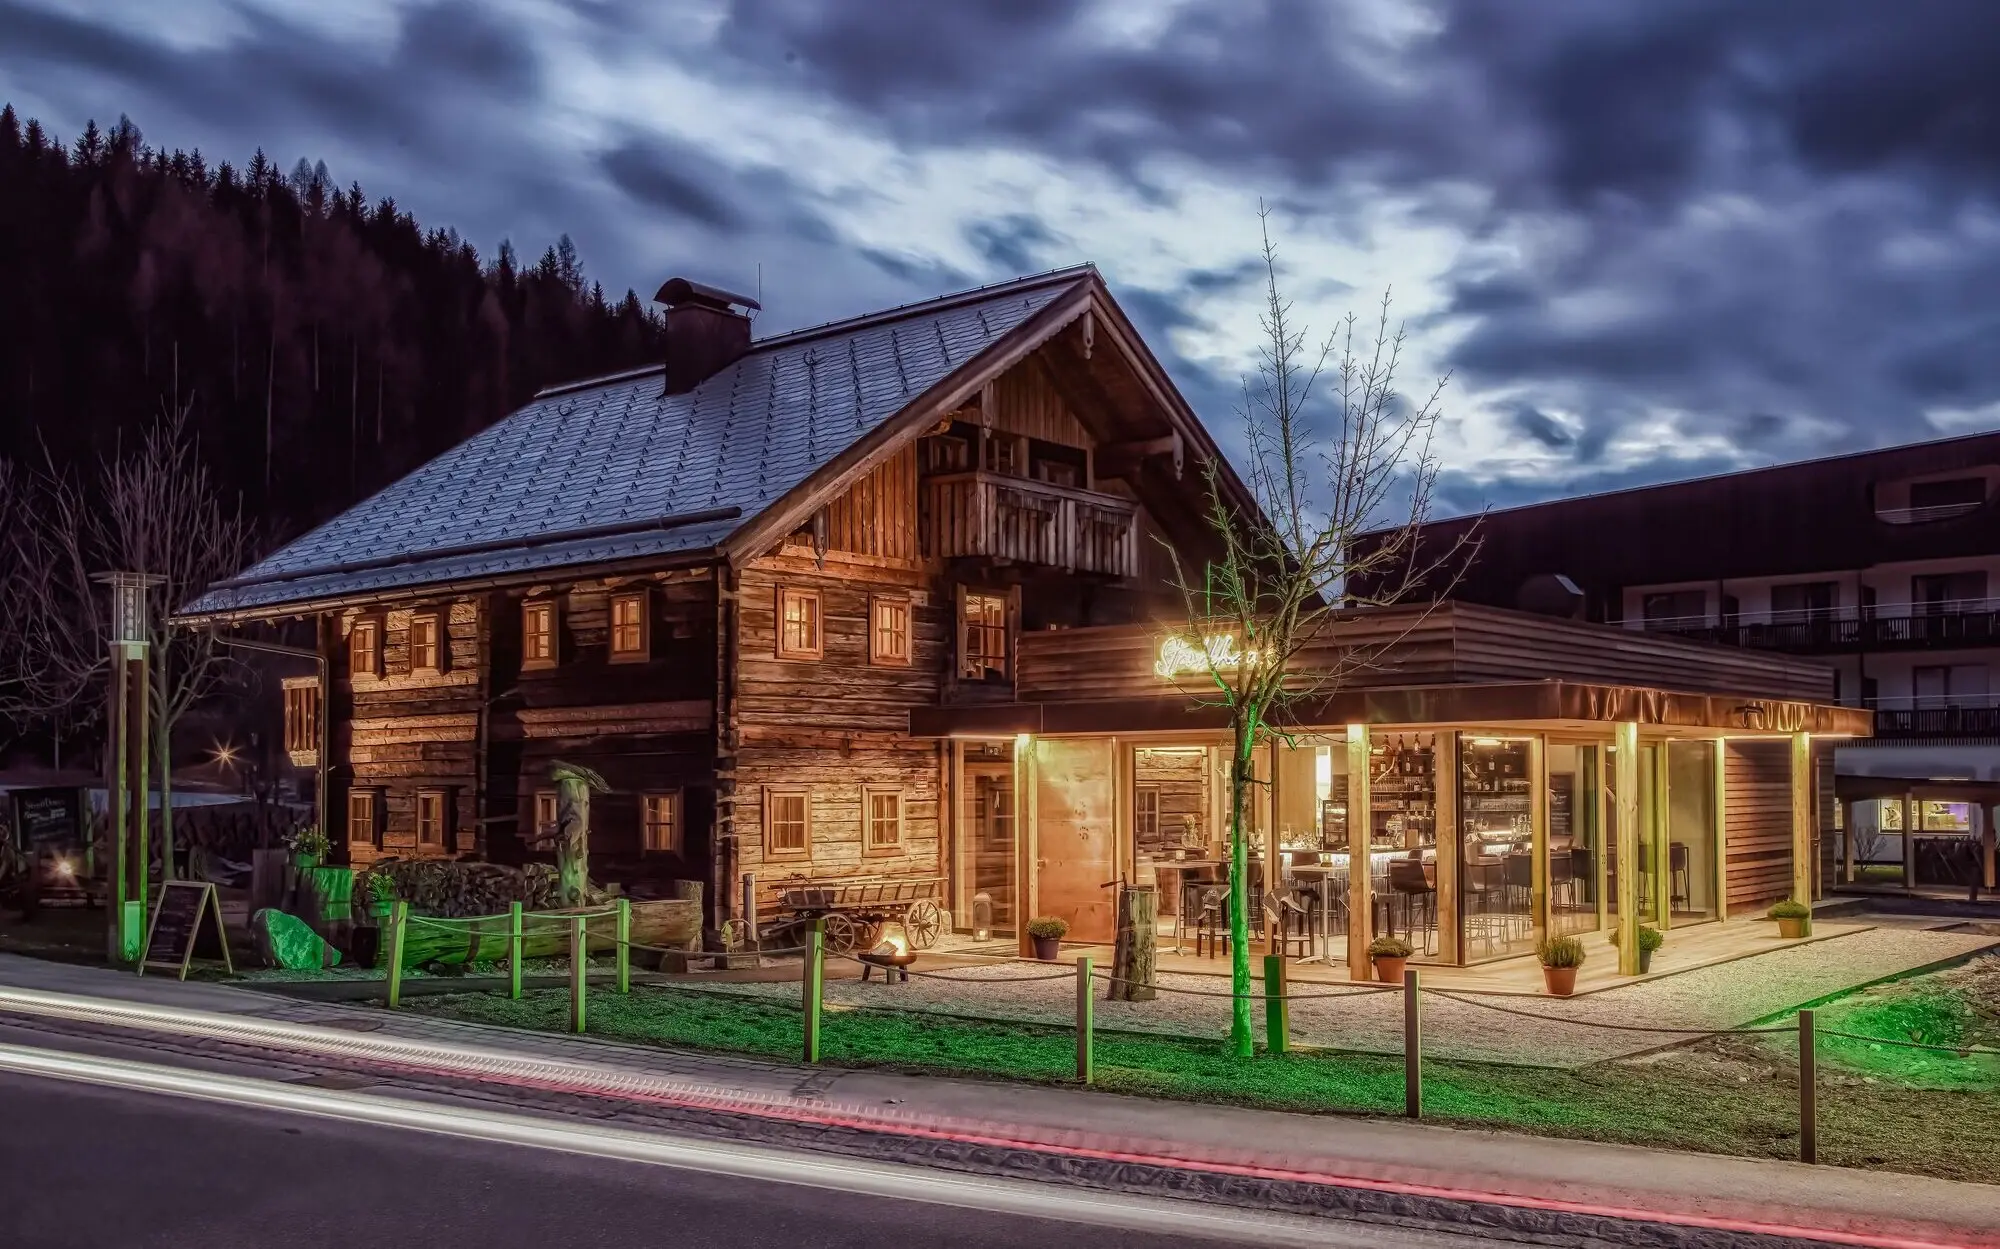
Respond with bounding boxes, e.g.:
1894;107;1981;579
1863;695;2000;739
1631;599;2000;654
920;470;1140;578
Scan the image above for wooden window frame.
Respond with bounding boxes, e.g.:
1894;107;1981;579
348;618;382;679
775;586;824;661
869;595;912;667
763;786;812;860
416;788;451;848
409;612;445;675
521;599;559;671
610;589;651;663
347;788;381;848
1134;784;1161;844
959;587;1010;682
863;786;905;856
642;790;683;855
532;790;558;841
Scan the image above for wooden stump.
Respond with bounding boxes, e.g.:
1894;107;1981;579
1108;884;1157;1002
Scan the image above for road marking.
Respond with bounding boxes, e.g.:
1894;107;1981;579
0;1042;1456;1248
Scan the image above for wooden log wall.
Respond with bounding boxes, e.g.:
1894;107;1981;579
335;600;483;867
727;555;947;910
1133;747;1209;854
1724;739;1794;910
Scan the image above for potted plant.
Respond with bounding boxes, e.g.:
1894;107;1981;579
361;871;397;923
1026;916;1068;961
1367;934;1414;984
1537;935;1586;996
1768;898;1812;939
288;825;331;870
1608;924;1666;973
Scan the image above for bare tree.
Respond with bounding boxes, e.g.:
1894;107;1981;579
1165;208;1474;1056
18;403;257;874
0;460;34;731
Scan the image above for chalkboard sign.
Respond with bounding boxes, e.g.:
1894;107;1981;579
139;881;233;979
1550;773;1575;842
15;788;81;852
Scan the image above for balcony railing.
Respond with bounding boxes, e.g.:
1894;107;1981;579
1630;598;2000;652
1863;695;2000;738
1874;501;1985;525
920;470;1140;577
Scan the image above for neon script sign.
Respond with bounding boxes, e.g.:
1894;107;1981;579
1154;634;1261;679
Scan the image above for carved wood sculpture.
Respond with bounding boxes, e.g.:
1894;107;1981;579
1108;883;1157;1002
548;760;608;908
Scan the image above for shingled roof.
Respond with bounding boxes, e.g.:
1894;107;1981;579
183;266;1095;617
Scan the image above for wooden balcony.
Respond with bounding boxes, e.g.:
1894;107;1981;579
920;470;1139;577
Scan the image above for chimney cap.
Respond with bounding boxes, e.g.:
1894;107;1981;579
652;277;761;313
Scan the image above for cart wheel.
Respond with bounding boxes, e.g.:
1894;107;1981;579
821;912;860;954
905;899;943;949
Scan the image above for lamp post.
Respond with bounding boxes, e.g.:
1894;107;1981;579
96;571;164;964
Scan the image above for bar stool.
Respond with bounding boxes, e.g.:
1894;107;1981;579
1670;843;1691;913
1194;886;1230;959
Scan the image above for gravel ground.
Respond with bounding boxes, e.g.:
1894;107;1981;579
677;926;2000;1067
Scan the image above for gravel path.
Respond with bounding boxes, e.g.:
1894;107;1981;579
676;926;2000;1068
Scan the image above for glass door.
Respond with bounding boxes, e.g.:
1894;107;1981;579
955;741;1016;939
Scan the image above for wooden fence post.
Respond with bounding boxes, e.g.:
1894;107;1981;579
1075;955;1095;1084
1799;1008;1817;1164
507;901;523;1000
742;872;759;950
384;901;407;1009
616;897;632;994
1404;967;1422;1119
1263;953;1289;1055
802;918;824;1064
569;914;587;1034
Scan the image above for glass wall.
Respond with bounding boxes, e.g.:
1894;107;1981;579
1666;741;1717;921
1547;742;1604;936
1460;736;1536;959
954;741;1016;939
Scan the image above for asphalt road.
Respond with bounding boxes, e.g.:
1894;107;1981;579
0;1032;1488;1249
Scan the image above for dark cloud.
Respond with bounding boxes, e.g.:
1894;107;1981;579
1508;406;1573;451
963;213;1060;274
600;139;743;231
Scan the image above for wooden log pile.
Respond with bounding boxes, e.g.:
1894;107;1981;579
357;859;561;918
379;898;700;970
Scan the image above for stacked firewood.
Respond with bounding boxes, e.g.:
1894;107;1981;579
358;859;561;917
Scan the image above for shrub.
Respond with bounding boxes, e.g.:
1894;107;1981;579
1025;916;1069;940
1537;935;1587;968
1367;935;1414;959
1607;924;1665;953
1767;899;1811;920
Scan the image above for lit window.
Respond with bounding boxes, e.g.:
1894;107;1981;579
766;788;810;857
864;787;903;853
417;790;448;846
533;791;558;839
347;789;379;846
870;597;911;666
522;601;557;669
410;613;442;673
777;587;823;660
961;591;1008;680
348;619;380;678
642;791;681;854
611;590;648;661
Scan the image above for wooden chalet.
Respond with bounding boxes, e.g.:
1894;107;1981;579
183;265;1866;977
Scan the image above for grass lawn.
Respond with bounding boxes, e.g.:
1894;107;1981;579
405;957;2000;1185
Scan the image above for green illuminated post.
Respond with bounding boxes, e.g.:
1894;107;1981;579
1404;967;1422;1119
1263;953;1288;1055
507;901;523;1000
569;914;588;1034
1075;955;1095;1084
385;901;407;1008
803;919;825;1063
615;897;632;994
1799;1008;1817;1164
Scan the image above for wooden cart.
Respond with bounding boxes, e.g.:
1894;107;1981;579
774;876;945;954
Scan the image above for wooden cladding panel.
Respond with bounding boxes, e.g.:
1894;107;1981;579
991;364;1092;448
1725;739;1794;910
820;442;919;563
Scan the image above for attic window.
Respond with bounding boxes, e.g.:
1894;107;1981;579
348;619;381;678
610;589;649;662
410;613;444;674
522;600;558;670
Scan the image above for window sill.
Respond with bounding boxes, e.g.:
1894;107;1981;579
608;652;651;665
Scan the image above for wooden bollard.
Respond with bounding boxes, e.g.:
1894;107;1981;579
569;914;587;1034
742;871;760;950
507;901;524;1000
1075;955;1095;1084
802;919;825;1063
1404;968;1422;1119
384;901;408;1008
615;897;632;994
1263;954;1289;1055
1799;1008;1817;1164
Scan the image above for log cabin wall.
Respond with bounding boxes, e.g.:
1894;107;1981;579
1724;739;1795;911
726;550;948;913
486;570;718;888
335;599;484;866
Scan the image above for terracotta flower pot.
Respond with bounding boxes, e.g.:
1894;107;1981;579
1777;917;1808;939
1372;955;1408;984
1032;935;1062;961
1542;965;1578;996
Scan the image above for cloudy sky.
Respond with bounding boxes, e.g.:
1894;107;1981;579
5;0;1999;516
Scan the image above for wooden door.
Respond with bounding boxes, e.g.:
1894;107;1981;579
1034;739;1118;944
